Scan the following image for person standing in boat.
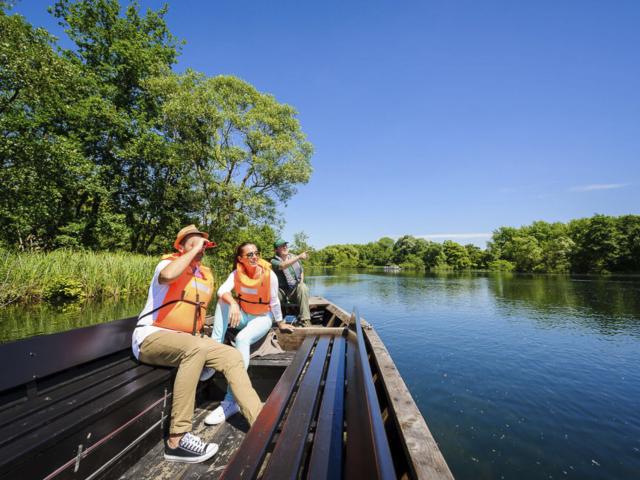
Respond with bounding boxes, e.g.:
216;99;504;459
205;242;295;425
132;225;263;464
271;238;312;326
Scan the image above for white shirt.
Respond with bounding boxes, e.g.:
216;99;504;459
218;270;283;323
131;259;174;359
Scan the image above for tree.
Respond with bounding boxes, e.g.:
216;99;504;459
290;231;311;254
465;244;484;269
51;0;183;251
0;7;107;249
423;242;447;269
1;2;314;253
443;241;472;270
392;235;430;269
321;245;359;268
148;72;313;249
569;215;621;273
616;215;640;272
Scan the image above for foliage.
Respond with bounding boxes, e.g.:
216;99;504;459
0;1;312;254
308;215;639;274
43;277;86;303
146;72;312;250
0;248;162;305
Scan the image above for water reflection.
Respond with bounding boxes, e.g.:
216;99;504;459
488;274;640;337
0;296;144;343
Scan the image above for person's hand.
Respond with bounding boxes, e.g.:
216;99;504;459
192;236;207;252
298;251;308;260
278;322;295;333
229;303;241;328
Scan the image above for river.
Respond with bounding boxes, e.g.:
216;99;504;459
2;271;639;479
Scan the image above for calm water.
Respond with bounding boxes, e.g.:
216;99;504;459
307;271;640;480
2;271;640;479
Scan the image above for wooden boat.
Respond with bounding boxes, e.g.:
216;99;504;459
0;297;453;479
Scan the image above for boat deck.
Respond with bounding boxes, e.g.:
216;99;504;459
119;351;297;480
119;400;247;480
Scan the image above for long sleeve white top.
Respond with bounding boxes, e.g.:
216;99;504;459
217;270;283;323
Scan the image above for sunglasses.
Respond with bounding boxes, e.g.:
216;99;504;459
243;250;260;258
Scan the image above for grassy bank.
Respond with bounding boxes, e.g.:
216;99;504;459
1;249;162;306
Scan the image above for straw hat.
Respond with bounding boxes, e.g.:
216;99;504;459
173;225;209;251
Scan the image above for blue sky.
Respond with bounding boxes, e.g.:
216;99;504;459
14;1;640;248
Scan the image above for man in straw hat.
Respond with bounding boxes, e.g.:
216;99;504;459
132;225;262;463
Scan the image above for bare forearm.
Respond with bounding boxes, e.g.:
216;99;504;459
158;250;198;283
279;254;304;269
220;292;238;306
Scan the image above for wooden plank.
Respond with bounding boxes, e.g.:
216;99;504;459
344;313;395;480
249;352;296;368
0;368;170;472
276;327;349;351
262;337;331;480
308;296;331;308
220;335;317;480
0;356;136;428
0;316;138;392
0;364;155;445
325;304;351;326
307;336;346;480
364;325;454;480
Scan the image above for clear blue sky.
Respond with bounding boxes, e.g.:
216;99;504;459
14;1;640;248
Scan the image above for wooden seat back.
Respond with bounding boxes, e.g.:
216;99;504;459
221;312;395;479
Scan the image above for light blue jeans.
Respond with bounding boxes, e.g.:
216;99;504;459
212;301;273;402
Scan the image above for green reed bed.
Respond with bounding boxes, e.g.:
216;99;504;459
0;249;161;306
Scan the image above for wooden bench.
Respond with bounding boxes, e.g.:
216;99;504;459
221;312;396;479
0;317;174;480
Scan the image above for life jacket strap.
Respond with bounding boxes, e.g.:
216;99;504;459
237;294;269;306
136;298;203;326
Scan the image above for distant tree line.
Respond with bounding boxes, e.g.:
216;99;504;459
303;215;640;274
0;1;312;260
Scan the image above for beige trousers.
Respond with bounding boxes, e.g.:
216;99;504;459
139;330;262;434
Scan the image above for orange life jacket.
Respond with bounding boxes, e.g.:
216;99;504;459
151;253;215;334
234;259;271;315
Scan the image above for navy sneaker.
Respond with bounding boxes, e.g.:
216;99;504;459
164;432;218;463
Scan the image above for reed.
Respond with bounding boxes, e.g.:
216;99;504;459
0;249;219;306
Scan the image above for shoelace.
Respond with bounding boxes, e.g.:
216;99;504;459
180;432;207;454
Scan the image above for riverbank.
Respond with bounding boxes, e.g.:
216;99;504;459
0;249;160;306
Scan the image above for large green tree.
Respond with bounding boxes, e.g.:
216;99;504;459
1;1;313;253
0;7;107;249
149;72;313;247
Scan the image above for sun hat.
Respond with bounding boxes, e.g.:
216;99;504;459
174;225;209;251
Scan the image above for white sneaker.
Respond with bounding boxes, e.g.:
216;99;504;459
204;400;240;425
199;367;215;382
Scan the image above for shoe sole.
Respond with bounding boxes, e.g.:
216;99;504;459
164;444;219;463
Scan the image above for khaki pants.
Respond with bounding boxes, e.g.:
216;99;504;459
139;330;262;434
279;282;311;326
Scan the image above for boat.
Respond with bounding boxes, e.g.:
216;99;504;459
0;297;453;479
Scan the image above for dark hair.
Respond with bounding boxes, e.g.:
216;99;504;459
234;242;255;269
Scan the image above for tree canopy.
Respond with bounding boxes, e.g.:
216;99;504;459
0;1;312;256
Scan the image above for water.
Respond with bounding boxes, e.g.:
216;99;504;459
2;271;639;479
306;271;640;480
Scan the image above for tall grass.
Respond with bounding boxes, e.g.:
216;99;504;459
0;249;195;306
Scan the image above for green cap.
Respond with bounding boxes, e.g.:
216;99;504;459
274;238;288;249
